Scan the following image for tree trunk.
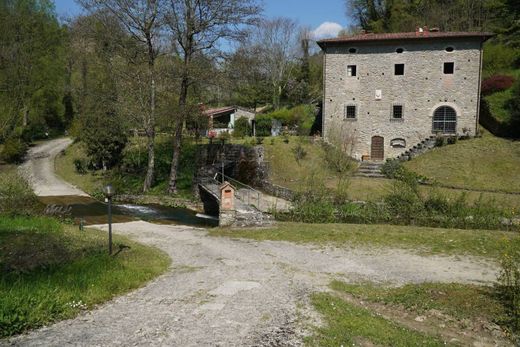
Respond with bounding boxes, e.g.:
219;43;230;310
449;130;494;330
168;72;189;194
143;34;156;193
22;105;29;127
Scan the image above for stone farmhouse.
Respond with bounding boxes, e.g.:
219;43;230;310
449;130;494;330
317;28;493;161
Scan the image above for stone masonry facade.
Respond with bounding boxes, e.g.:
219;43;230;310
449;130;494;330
319;31;490;160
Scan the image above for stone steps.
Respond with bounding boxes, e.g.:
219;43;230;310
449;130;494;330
355;161;385;178
397;136;437;161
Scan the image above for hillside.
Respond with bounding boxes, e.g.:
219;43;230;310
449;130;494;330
263;134;520;208
404;131;520;193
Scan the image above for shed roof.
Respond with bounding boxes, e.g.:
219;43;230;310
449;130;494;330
317;31;494;49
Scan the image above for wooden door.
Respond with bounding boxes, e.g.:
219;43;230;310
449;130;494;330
371;136;384;160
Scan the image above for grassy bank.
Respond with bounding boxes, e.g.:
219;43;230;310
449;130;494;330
210;222;518;259
0;216;170;338
308;281;511;346
404;132;520;194
55;136;196;199
262;135;520;208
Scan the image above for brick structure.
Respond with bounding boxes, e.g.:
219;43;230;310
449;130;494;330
317;29;493;160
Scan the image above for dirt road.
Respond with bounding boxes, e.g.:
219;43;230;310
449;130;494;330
20;138;88;197
6;221;497;346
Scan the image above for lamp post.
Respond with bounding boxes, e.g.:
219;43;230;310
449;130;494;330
103;184;115;255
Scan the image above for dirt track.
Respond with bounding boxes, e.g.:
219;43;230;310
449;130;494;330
20;138;88;197
6;221;497;346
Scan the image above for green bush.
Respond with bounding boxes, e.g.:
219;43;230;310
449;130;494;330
255;115;273;137
233;117;251;138
263;105;316;135
0;170;40;216
292;143;307;164
483;43;520;77
277;175;515;231
381;160;404;179
80;111;128;170
73;158;87;174
497;238;520;335
1;138;28;164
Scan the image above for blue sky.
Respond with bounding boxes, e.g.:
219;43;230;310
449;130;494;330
53;0;349;39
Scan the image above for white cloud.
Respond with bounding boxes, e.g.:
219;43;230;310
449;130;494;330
312;22;343;40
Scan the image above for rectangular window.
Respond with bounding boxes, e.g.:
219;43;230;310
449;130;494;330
444;62;454;74
344;105;357;119
347;65;357;77
394;64;405;75
392;104;403;118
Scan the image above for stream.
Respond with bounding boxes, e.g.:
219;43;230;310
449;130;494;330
39;196;218;227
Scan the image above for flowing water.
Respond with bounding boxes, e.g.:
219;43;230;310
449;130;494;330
39;196;218;227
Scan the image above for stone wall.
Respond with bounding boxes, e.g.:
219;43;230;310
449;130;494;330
323;38;483;160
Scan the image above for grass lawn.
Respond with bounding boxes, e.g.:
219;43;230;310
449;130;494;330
404;132;520;194
210;222;517;259
0;216;170;338
54;141;103;195
309;292;445;346
485;89;514;123
308;281;510;346
263;136;355;192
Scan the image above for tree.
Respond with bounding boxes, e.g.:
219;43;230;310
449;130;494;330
345;0;509;33
247;18;299;109
77;0;163;192
164;0;261;194
0;0;66;141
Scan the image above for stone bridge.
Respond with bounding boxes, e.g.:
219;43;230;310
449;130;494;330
198;174;291;227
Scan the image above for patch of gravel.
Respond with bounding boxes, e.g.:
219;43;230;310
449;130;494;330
4;221;498;346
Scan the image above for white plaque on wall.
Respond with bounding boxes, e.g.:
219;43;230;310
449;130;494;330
375;90;382;100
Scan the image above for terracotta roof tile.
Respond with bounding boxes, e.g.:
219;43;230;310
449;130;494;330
317;31;494;48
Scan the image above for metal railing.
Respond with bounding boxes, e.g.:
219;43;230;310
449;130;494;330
213;172;287;212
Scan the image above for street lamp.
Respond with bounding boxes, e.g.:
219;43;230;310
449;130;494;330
103;184;115;255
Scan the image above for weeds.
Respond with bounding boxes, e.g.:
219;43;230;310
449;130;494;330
278;174;517;231
497;237;520;336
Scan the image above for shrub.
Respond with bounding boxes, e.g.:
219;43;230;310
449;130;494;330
1;138;28;164
497;238;520;334
0;170;40;216
483;43;520;77
292;144;307;165
481;75;516;95
218;131;231;143
255;137;264;145
233;117;251;138
381;159;404;179
255;115;272;137
73;158;88;174
322;142;354;174
81;112;128;170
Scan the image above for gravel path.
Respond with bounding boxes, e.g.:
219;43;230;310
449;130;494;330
5;221;498;347
20;138;88;197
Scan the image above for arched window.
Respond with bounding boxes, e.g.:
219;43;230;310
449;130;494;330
433;106;457;133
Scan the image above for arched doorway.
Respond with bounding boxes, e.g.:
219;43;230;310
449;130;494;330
432;106;457;134
371;136;384;160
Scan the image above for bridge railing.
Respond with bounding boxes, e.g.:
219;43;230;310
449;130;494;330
213;172;284;212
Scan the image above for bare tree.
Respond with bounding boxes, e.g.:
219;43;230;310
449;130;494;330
78;0;163;192
248;18;299;109
164;0;261;194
